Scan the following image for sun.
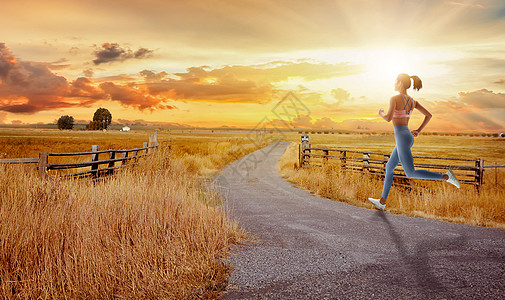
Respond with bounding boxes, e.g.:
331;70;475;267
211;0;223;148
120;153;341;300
364;48;418;82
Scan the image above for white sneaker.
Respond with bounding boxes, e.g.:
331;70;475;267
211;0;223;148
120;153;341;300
445;169;460;188
368;198;386;211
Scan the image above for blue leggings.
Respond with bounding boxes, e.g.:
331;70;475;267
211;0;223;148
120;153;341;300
381;125;443;199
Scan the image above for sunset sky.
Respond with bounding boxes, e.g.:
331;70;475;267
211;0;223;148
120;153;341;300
1;0;504;132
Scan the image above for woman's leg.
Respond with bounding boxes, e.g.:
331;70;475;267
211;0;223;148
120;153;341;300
381;146;400;201
396;130;444;181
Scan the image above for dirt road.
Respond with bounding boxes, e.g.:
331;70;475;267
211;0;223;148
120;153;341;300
214;141;505;299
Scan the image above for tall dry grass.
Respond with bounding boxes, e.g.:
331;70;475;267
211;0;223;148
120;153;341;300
0;135;271;298
278;142;505;228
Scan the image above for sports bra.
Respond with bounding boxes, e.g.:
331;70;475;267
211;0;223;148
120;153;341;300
393;94;415;118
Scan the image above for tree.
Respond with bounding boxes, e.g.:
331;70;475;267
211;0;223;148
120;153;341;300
87;107;112;130
85;121;107;130
92;107;112;129
57;115;74;130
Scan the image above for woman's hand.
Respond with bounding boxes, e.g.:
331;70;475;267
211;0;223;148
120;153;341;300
411;129;420;137
379;108;385;117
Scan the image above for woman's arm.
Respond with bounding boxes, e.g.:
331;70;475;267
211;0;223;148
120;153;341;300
379;97;395;122
411;101;432;136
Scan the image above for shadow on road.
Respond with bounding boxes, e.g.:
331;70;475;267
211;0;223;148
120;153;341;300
374;211;467;299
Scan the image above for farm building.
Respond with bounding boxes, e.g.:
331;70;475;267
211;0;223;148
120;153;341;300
121;126;131;132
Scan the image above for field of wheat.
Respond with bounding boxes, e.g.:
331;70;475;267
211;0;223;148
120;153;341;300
277;133;505;228
1;127;504;298
0;128;270;298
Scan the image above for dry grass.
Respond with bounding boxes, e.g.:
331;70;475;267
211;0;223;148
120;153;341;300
278;142;505;229
0;129;271;299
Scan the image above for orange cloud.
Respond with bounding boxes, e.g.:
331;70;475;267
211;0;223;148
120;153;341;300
0;43;97;113
140;68;274;104
139;61;361;104
458;89;505;109
0;43;176;113
425;89;505;132
0;111;6;124
99;82;176;111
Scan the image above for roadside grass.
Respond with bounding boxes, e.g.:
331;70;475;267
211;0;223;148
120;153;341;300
0;129;270;298
278;142;505;229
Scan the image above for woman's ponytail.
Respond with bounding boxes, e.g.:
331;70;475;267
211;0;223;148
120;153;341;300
410;75;422;91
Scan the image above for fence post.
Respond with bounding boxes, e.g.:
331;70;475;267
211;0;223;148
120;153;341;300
301;135;310;167
108;150;115;175
303;144;311;166
122;152;128;166
323;150;329;163
476;158;484;190
133;150;139;163
298;143;301;168
143;142;148;155
363;153;370;173
148;134;153;154
91;145;99;178
38;152;49;179
340;151;347;170
153;131;158;147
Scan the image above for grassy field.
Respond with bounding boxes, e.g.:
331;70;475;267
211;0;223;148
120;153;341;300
1;128;504;298
276;133;505;228
0;128;271;298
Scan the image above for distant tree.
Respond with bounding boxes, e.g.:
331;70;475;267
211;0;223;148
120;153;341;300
57;115;74;130
92;107;112;129
85;121;107;130
86;108;112;130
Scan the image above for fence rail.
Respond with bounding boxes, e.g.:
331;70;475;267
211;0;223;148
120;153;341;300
1;131;168;180
0;158;39;164
299;139;497;189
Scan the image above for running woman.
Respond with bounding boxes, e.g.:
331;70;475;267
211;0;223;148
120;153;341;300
368;73;460;211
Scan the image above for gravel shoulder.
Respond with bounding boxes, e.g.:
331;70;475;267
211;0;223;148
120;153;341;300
214;141;505;299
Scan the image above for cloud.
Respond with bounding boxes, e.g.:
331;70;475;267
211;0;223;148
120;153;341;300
448;1;484;9
331;88;351;104
115;118;191;128
93;43;154;65
313;117;339;129
0;43;17;79
69;77;107;99
139;69;169;82
173;61;362;82
0;111;6;124
99;82;176;111
83;68;94;77
423;89;505;132
0;43;173;113
458;89;505;108
460;111;503;130
139;61;361;104
0;44;102;113
141;68;273;104
0;43;77;113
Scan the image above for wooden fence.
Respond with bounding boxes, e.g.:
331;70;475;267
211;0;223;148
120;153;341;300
299;140;497;190
0;132;167;179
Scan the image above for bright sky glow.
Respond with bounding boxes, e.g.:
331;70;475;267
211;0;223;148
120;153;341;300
0;0;504;132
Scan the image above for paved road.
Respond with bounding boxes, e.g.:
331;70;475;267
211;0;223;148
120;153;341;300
214;141;505;299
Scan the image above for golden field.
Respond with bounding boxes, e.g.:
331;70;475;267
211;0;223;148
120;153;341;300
1;127;504;298
0;127;270;299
